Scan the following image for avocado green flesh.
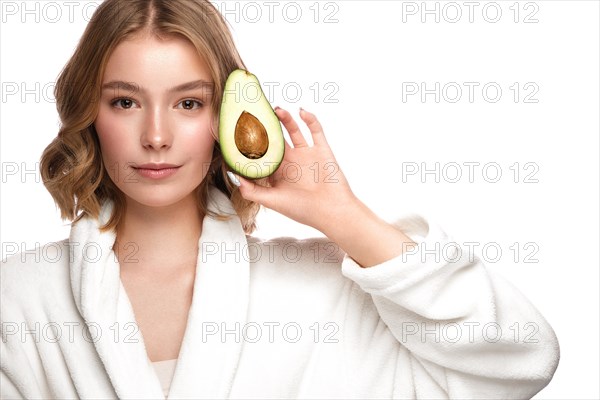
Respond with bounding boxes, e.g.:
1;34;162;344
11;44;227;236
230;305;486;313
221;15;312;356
219;69;285;179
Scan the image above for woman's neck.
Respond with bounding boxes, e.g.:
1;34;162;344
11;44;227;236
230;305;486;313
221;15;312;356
114;195;203;272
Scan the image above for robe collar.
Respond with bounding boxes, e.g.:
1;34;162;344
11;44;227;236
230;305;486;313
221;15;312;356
69;186;250;398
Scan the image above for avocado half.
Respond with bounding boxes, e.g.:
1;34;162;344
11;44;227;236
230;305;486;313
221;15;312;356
219;69;285;179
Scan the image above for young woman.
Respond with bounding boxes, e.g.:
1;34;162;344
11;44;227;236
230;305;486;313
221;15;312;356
1;0;559;398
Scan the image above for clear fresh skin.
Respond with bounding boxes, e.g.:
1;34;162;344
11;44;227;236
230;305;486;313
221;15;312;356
93;33;416;362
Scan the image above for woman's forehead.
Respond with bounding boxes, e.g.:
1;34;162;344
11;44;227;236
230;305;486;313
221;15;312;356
103;34;213;87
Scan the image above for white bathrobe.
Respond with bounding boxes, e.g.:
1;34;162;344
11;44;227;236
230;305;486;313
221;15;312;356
1;186;559;399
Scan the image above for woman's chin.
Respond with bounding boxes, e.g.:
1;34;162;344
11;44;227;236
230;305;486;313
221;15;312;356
123;190;197;210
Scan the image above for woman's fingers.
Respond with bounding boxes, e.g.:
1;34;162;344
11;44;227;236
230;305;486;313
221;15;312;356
275;107;308;148
299;108;328;147
274;107;329;149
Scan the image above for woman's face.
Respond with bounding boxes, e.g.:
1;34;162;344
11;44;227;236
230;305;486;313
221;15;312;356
94;33;215;209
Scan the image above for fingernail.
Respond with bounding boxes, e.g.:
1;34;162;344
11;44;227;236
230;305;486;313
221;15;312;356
274;106;281;111
227;171;241;187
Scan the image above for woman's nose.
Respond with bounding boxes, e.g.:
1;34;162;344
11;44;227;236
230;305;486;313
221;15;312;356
141;107;172;150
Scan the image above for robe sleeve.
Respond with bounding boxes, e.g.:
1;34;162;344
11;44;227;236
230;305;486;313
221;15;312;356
340;214;560;399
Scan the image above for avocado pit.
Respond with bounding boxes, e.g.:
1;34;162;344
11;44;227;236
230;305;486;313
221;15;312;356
234;111;269;159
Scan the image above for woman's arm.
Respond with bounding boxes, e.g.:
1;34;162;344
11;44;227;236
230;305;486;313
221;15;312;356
339;215;560;398
234;108;560;398
315;197;417;267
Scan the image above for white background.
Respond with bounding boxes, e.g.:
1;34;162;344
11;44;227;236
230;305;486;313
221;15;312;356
1;1;598;398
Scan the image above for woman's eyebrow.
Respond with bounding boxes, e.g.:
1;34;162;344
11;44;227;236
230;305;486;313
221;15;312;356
101;80;214;95
169;79;214;94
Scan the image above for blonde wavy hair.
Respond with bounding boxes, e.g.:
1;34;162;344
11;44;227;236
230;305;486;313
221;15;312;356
40;0;266;234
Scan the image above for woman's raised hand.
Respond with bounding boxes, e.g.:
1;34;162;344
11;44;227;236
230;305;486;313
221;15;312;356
232;107;416;268
232;107;358;234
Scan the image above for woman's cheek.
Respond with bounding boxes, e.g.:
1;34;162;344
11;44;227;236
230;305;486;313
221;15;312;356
94;110;137;173
181;116;215;159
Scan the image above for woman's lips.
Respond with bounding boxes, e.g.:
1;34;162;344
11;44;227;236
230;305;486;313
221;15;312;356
133;164;181;179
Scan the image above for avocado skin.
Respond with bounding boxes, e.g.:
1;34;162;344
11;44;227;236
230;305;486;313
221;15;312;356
219;69;285;179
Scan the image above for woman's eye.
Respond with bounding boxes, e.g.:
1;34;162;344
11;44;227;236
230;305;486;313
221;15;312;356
111;98;136;109
178;99;203;110
109;98;202;110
